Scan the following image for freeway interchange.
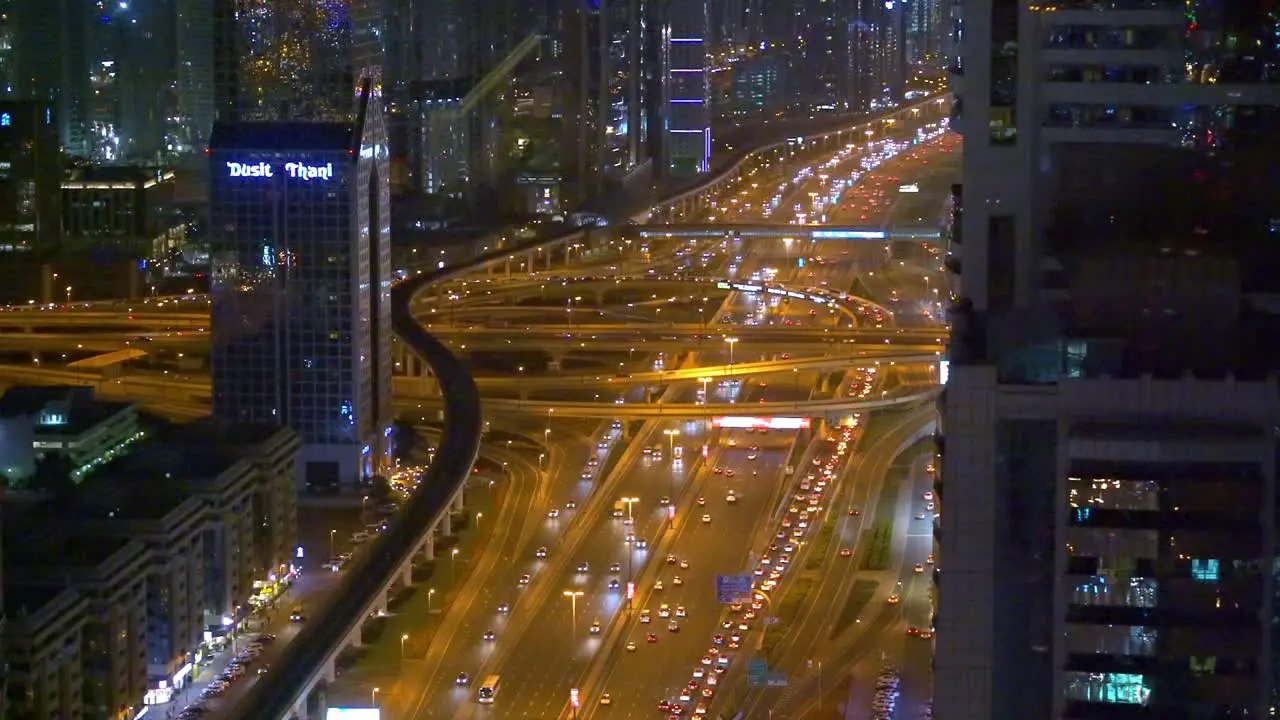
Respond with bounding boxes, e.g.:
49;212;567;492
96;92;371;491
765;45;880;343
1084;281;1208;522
0;116;956;720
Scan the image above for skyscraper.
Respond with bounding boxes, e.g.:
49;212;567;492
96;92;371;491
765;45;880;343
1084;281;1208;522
208;1;392;492
560;0;663;200
664;0;711;176
6;0;182;162
938;1;1280;717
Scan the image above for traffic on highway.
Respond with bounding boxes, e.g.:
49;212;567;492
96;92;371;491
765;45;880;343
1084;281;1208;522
0;101;955;720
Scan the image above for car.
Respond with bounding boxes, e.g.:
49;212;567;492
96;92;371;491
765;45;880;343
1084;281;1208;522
657;700;671;711
456;672;471;686
660;496;673;505
927;502;936;511
659;604;671;618
676;605;687;617
680;559;689;569
640;609;651;623
626;641;638;652
712;634;725;645
747;453;758;461
668;620;680;632
590;620;603;635
636;539;648;549
713;467;724;474
289;607;305;623
915;512;926;519
482;630;496;641
726;493;737;503
702;514;712;523
565;500;577;509
667;554;679;565
600;693;612;705
915;563;925;573
548;508;561;518
887;594;901;604
906;626;920;636
725;469;736;477
577;562;590;573
923;491;934;500
919;630;934;640
701;655;713;665
518;573;531;586
672;575;683;586
609;562;622;573
654;580;665;591
608;579;621;590
497;602;510;614
927;554;935;564
839;548;853;557
696;496;707;506
535;546;548;558
647;633;659;643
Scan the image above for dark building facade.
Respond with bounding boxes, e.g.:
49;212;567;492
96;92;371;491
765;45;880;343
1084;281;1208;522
207;84;392;492
0;100;61;254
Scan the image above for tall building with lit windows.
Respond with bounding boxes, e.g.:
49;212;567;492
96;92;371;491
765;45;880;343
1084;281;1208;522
938;1;1280;718
208;2;392;492
664;0;711;176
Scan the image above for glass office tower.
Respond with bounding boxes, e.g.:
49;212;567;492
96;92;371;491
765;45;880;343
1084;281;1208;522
208;83;392;492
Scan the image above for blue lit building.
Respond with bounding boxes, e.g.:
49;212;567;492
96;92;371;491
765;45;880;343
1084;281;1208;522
207;82;392;493
664;0;711;176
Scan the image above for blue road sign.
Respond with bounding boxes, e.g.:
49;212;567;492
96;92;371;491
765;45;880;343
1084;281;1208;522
716;574;753;604
748;658;768;687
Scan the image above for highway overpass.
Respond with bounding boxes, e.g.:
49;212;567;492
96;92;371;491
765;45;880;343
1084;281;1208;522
402;388;940;419
636;224;941;240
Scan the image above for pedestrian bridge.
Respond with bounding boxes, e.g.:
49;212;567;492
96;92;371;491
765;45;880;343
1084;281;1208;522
636;224;940;240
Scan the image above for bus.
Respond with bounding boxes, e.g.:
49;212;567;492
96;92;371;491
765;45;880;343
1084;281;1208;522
478;675;500;703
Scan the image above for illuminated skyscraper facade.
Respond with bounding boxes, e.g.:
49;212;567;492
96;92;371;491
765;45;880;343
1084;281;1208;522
209;2;392;491
665;0;711;176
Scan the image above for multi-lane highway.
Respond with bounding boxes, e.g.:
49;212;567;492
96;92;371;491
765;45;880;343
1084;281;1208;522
6;107;956;720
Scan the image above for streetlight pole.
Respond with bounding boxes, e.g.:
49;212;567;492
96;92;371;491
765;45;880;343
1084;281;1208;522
427;587;436;612
663;429;680;498
372;687;380;707
563;590;584;641
450;548;460;582
724;337;739;370
329;529;336;559
400;633;409;660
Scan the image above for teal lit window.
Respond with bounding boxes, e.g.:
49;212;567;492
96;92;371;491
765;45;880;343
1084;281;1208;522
1191;559;1220;582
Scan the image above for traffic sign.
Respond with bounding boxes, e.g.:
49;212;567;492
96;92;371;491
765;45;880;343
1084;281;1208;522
716;574;753;604
766;673;788;687
748;658;768;687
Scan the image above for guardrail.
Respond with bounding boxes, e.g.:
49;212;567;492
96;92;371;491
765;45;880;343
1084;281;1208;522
236;94;949;719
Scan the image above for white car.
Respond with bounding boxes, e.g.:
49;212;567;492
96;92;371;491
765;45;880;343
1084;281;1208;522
702;514;712;524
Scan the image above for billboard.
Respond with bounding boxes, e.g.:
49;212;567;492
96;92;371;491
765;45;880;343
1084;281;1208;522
712;417;811;430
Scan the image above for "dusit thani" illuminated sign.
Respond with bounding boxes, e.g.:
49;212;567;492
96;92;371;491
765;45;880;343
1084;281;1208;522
226;161;335;181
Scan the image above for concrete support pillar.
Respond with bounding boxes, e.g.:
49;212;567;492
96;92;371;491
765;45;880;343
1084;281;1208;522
452;492;465;513
421;534;435;561
402;562;413;588
438;512;452;536
293;695;309;720
545;248;552;271
347;625;363;649
505;255;513;279
526;249;536;272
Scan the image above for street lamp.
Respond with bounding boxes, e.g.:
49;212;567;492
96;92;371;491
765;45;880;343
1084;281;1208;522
563;590;585;640
724;337;739;368
450;548;460;581
427;587;436;612
697;376;712;405
372;687;381;706
400;633;409;659
329;529;336;559
475;511;483;530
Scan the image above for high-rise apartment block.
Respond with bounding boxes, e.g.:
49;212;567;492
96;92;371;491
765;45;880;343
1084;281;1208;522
798;0;906;114
2;417;298;720
0;100;61;253
939;2;1280;718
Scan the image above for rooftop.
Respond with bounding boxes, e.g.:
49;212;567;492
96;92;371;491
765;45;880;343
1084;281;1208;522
0;385;132;435
2;523;133;572
3;583;68;621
